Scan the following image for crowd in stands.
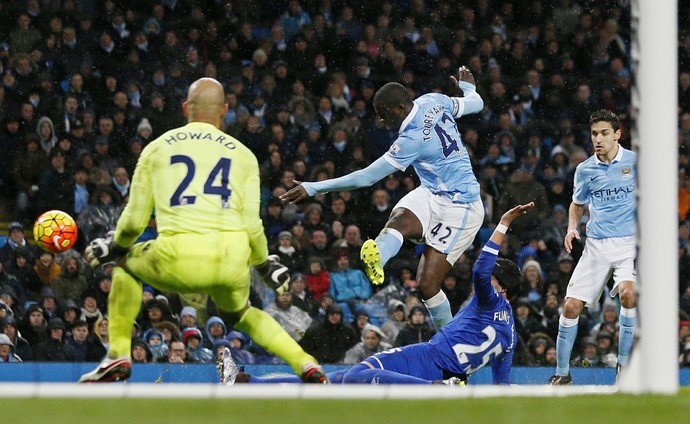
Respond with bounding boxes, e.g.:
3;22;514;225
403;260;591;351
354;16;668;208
1;0;690;370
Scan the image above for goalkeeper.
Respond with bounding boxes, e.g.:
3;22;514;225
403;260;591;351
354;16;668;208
79;78;327;384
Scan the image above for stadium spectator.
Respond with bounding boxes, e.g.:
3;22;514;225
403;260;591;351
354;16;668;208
299;304;358;364
380;299;408;345
1;316;32;361
343;323;391;364
394;306;436;347
51;255;88;306
179;306;200;332
0;285;22;322
204;316;228;350
328;249;373;313
36;148;74;215
80;290;102;331
131;337;153;364
0;333;22;363
34;318;74;362
182;327;214;364
0;260;28;311
144;328;168;363
288;273;319;318
18;304;48;348
271;231;304;272
526;332;556;366
219;331;256;365
12;134;47;220
303;257;330;303
60;300;83;331
86;315;108;362
154;321;182;348
65;319;91;362
264;291;312;342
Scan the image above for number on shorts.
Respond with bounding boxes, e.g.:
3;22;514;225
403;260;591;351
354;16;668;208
452;325;503;374
170;155;233;208
430;223;452;244
434;114;460;157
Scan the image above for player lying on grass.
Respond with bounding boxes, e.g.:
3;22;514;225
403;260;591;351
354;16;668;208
219;203;534;385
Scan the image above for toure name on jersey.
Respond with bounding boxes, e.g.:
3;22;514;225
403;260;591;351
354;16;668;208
163;131;236;150
493;310;510;324
422;104;445;142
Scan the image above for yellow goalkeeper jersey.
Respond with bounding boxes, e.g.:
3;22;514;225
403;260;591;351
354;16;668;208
114;121;268;265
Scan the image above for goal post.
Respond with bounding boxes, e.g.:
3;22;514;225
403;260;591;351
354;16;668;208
623;0;679;394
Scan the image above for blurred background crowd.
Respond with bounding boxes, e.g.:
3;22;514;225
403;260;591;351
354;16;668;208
1;0;690;370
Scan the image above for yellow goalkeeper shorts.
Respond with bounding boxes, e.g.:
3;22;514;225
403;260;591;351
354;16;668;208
125;231;251;313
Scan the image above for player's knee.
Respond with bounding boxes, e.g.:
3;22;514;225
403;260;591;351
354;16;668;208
618;285;636;308
562;298;583;318
416;280;442;300
386;209;421;236
342;363;369;384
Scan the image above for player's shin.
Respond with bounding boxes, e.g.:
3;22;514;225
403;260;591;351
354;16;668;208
234;306;318;375
424;290;452;330
617;307;637;366
107;267;143;358
555;315;579;376
375;228;404;265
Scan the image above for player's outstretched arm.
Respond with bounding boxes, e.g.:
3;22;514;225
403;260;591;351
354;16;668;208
473;202;534;304
564;202;585;253
280;181;308;204
489;202;535;246
280;157;398;204
450;66;475;87
449;66;483;116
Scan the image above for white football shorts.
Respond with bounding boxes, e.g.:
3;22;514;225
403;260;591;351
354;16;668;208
566;236;637;306
394;186;484;265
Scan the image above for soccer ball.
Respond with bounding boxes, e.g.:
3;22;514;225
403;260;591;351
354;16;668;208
33;210;79;253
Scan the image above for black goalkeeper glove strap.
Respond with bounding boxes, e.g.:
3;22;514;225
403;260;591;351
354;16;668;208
256;255;290;295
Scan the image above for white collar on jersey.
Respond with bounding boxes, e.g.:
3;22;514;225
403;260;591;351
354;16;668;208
594;144;624;165
398;102;419;135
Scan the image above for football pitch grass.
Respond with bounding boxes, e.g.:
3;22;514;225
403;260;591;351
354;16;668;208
4;387;690;424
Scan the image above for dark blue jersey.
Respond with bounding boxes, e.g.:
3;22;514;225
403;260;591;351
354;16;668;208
427;240;515;383
354;240;515;385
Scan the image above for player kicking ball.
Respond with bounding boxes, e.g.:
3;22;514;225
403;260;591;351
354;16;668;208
220;203;534;386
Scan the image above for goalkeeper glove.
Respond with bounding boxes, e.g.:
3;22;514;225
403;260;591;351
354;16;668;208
84;231;128;268
256;255;290;295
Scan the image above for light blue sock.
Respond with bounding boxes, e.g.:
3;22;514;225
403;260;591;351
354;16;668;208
556;315;579;376
424;291;452;330
375;228;404;266
618;307;637;366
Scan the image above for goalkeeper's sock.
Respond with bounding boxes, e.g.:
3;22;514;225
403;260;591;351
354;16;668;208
555;315;579;376
234;306;318;375
424;290;452;330
375;228;404;266
617;307;637;366
108;267;143;358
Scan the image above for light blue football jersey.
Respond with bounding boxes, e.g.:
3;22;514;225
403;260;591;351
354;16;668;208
382;93;480;204
572;146;637;239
